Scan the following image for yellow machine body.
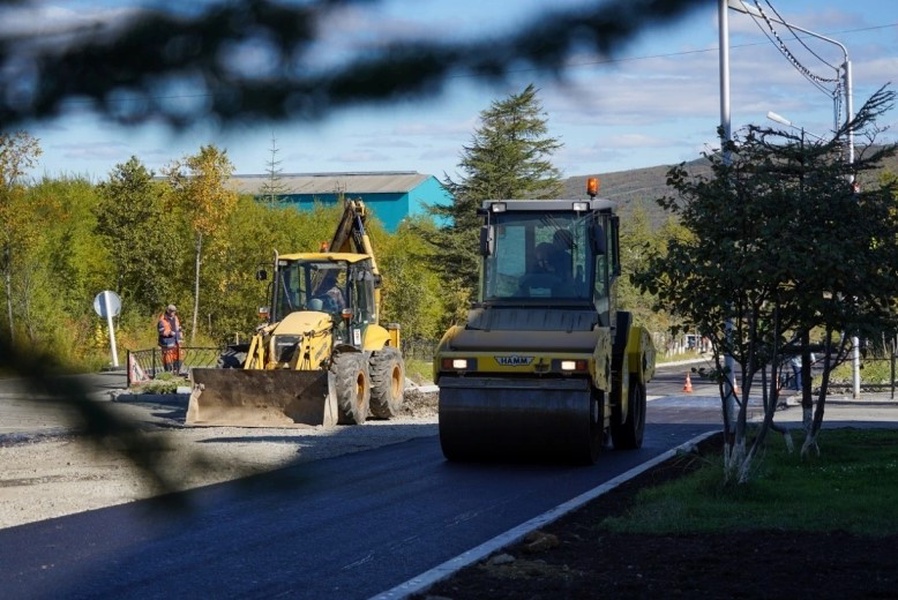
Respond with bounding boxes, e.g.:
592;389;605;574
187;202;405;428
433;195;655;464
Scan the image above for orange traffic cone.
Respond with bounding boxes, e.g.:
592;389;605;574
683;372;693;393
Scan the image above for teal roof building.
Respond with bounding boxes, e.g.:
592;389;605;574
232;171;452;233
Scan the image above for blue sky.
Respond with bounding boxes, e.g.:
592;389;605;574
8;1;898;183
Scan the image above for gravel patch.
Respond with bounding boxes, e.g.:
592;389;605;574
0;387;438;529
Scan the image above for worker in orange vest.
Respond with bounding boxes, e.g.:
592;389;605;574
157;304;183;374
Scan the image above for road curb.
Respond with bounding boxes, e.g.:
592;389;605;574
370;429;720;600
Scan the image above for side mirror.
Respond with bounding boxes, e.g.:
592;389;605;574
256;269;268;281
479;225;495;256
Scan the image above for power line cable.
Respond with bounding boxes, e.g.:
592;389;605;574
747;0;839;96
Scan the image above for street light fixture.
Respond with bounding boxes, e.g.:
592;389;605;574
766;111;827;141
766;110;791;128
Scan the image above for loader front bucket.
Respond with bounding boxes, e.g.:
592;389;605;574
186;368;338;427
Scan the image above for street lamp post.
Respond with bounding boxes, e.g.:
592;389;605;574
726;0;861;399
718;0;737;432
727;1;853;153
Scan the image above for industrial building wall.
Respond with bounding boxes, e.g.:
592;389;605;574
272;176;452;232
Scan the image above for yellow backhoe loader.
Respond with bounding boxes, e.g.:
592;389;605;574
186;200;405;427
433;178;655;464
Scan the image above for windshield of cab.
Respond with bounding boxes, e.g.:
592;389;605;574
482;212;593;302
273;260;348;321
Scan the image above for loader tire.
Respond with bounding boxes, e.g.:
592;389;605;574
217;344;249;369
332;352;370;425
611;378;646;450
369;347;405;418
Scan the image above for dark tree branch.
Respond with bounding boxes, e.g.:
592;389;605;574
0;0;705;128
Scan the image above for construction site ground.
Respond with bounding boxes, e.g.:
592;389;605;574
2;379;897;599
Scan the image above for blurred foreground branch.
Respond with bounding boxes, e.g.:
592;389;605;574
0;0;704;129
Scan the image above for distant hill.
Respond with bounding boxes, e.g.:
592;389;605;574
563;157;711;227
566;147;898;227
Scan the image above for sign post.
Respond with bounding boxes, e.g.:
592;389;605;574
93;290;122;368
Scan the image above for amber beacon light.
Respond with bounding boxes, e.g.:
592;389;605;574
586;177;599;197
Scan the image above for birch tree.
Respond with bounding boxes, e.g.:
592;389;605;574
634;87;898;483
165;145;237;343
0;131;42;342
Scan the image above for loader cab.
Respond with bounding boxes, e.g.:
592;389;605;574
271;253;378;348
272;258;343;321
478;198;620;325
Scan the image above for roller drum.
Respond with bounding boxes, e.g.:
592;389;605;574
438;376;603;464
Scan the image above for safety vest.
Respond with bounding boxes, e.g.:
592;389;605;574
157;313;182;348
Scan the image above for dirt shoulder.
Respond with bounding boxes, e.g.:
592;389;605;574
0;388;438;530
415;432;898;600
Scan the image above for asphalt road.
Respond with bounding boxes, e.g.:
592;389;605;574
2;421;717;600
0;370;129;437
1;363;894;599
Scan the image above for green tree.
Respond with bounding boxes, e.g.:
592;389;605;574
620;201;670;337
634;87;898;482
425;84;563;317
619;202;694;354
96;157;182;315
0;131;42;341
165;145;238;343
379;216;448;342
24;178;110;362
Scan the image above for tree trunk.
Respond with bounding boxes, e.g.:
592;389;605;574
191;232;202;344
3;245;12;342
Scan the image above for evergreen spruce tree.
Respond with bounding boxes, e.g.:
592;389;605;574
425;84;563;321
259;133;288;205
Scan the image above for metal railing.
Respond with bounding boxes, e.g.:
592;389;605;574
126;347;220;387
403;338;436;363
126;340;438;388
775;352;898;400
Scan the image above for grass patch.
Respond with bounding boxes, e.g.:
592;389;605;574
830;359;893;386
130;372;186;394
602;428;898;536
405;358;434;385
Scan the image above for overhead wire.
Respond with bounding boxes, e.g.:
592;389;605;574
745;0;838;98
762;1;836;72
760;1;844;130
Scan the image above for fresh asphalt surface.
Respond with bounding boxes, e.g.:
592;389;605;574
1;364;894;599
